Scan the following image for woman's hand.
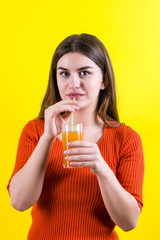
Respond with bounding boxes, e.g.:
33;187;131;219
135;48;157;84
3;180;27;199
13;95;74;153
43;100;79;141
64;141;108;176
64;141;141;231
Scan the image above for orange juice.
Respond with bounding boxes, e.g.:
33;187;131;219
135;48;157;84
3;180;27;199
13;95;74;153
62;124;83;168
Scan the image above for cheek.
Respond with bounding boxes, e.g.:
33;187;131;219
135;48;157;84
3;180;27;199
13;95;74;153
57;80;66;96
86;77;102;91
57;78;65;89
86;80;103;99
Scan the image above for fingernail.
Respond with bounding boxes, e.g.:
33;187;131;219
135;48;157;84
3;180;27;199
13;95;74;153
64;151;68;154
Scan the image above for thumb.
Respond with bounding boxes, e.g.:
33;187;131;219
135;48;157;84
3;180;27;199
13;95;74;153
61;111;71;122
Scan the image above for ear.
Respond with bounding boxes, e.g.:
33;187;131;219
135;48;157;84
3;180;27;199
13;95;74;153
100;82;105;90
100;75;108;90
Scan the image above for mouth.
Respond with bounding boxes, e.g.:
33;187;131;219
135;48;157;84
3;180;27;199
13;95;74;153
67;93;85;100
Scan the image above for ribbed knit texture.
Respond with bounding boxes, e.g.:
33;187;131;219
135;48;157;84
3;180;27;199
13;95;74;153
7;119;144;240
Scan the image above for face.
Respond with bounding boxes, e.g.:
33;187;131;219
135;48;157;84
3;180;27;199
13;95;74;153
56;52;105;111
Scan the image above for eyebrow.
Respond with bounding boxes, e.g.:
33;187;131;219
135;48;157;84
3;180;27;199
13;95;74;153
57;66;93;71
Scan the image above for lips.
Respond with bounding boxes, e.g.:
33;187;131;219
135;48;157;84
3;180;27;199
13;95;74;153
67;93;85;100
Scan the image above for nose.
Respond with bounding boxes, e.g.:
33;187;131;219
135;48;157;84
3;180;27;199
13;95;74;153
69;74;80;89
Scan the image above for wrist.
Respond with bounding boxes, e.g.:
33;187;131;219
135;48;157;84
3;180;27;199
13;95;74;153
96;161;114;180
40;133;56;145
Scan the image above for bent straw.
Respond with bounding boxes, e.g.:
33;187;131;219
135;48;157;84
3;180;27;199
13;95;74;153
71;97;76;132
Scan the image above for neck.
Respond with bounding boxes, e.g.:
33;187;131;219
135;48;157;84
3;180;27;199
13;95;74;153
67;107;103;128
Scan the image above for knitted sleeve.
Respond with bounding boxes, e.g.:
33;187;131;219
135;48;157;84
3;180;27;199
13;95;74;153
117;126;144;210
7;120;39;192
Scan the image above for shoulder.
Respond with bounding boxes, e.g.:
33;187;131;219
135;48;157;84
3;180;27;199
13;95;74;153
104;123;141;139
103;124;142;149
117;125;143;156
120;125;142;146
21;118;44;139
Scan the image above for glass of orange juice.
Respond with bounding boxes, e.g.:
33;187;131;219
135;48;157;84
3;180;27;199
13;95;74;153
62;123;83;168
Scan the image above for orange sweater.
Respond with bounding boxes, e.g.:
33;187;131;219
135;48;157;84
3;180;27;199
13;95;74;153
7;119;144;240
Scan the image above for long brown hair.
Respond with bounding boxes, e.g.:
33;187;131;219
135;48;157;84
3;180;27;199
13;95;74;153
38;33;121;127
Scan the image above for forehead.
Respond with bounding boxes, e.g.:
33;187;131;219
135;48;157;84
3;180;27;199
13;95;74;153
57;52;98;69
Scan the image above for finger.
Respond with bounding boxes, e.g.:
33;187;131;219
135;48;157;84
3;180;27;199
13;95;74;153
47;104;79;117
64;147;93;156
61;106;79;122
64;106;79;112
47;99;79;112
70;161;96;168
65;155;94;162
59;100;79;107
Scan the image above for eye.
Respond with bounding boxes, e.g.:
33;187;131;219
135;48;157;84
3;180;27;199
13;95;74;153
60;71;69;77
79;71;90;77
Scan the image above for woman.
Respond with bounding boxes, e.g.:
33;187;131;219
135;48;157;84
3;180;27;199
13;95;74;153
7;33;144;240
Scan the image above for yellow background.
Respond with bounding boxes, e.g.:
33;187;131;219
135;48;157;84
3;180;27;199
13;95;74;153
1;0;160;239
